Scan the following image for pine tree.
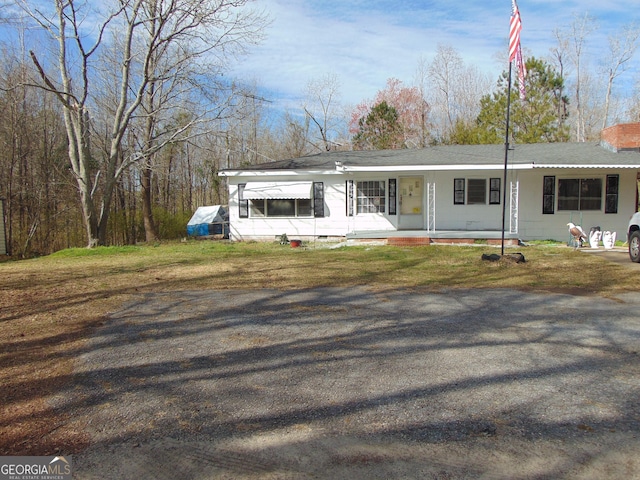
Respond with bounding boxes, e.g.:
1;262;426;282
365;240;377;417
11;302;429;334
352;101;404;150
451;57;570;144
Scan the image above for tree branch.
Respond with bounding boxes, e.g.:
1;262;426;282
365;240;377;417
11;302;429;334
28;50;76;109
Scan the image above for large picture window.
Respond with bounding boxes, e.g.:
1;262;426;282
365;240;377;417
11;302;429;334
249;199;312;218
558;178;602;211
357;181;386;213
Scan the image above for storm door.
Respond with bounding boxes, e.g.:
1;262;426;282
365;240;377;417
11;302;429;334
398;177;424;230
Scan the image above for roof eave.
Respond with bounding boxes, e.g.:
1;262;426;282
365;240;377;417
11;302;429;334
219;169;342;177
341;163;535;172
532;164;640;168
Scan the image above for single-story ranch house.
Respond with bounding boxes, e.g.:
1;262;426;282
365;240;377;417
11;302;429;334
219;123;640;245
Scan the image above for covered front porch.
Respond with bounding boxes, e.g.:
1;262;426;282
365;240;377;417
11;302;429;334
345;230;521;247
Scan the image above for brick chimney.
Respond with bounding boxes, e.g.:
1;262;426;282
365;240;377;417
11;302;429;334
600;123;640;152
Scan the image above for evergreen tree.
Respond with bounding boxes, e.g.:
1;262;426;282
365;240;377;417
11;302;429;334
451;57;570;144
352;101;405;150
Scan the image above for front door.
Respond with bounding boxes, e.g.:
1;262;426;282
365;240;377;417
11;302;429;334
398;177;424;230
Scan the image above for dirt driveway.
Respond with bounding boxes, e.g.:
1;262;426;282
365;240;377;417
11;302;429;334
55;287;640;479
580;246;639;268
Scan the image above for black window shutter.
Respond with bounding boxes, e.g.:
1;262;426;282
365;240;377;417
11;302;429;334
454;178;465;205
489;178;501;205
313;182;325;217
605;174;619;214
388;179;397;215
542;176;555;214
238;183;249;218
346;180;354;216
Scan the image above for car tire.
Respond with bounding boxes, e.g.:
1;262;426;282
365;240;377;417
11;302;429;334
629;230;640;263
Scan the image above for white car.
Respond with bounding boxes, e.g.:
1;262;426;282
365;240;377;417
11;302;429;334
628;212;640;262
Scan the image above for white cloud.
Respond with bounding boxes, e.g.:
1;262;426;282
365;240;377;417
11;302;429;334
230;0;640;113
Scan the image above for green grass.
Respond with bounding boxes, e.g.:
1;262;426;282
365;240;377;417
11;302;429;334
4;240;634;295
49;245;144;257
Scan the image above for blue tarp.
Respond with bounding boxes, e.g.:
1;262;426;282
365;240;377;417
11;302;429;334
187;205;228;237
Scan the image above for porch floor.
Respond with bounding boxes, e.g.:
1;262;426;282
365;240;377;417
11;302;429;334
346;230;520;247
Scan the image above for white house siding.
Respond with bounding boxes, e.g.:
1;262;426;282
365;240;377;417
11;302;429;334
228;176;353;241
225;166;638;243
430;170;512;231
515;168;636;242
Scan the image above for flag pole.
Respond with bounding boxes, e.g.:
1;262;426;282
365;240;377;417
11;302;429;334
501;61;513;256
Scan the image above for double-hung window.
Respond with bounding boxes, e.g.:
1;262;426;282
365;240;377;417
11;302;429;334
356;181;386;213
467;179;487;205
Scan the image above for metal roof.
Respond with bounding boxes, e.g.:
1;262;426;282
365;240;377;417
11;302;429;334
220;142;640;175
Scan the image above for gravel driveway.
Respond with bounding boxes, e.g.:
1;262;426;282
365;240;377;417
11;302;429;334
55;287;640;479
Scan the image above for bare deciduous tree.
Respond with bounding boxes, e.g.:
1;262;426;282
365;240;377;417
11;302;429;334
428;45;462;139
550;28;571;128
19;0;267;246
304;73;343;151
601;23;640;130
413;55;431;146
418;46;490;144
565;12;598;142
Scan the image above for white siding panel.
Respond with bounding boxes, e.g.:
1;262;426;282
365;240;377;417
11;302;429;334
516;169;635;242
432;170;509;231
226;167;638;243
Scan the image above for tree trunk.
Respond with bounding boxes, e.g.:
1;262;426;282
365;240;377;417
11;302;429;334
141;164;158;243
67;109;101;248
77;180;99;248
96;143;122;246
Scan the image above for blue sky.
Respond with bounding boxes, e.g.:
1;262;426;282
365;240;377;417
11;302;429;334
231;0;640;112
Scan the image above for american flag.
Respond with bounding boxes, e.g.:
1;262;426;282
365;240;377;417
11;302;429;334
509;0;526;100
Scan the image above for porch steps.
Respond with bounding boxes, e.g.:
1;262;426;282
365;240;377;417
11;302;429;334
387;237;432;246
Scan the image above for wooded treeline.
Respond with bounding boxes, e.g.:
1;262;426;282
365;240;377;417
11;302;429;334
1;4;639;256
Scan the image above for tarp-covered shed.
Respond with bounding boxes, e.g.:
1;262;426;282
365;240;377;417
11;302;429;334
187;205;229;237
